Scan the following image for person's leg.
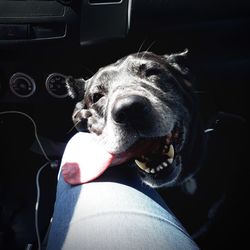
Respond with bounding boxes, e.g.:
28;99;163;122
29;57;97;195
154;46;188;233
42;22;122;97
47;165;199;250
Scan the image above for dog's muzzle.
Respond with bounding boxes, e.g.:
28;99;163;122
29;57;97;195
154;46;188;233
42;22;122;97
111;95;152;131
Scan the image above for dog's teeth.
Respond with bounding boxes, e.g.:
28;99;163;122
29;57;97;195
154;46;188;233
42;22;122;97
156;166;161;172
135;160;152;174
167;158;173;164
162;162;168;167
166;144;174;159
159;165;164;170
135;160;147;170
162;145;169;154
150;168;156;174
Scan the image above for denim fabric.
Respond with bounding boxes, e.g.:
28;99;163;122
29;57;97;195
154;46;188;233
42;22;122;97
47;166;199;250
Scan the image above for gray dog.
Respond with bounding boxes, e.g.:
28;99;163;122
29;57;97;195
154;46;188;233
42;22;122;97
66;50;204;188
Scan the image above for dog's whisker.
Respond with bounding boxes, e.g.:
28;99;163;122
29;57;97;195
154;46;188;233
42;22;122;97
67;121;81;134
146;40;156;52
140;41;156;61
136;40;147;58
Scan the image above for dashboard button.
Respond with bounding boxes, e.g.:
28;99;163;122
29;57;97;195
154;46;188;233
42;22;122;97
9;73;36;98
45;73;68;98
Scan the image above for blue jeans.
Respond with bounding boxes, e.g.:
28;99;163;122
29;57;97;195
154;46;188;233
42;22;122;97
47;165;199;250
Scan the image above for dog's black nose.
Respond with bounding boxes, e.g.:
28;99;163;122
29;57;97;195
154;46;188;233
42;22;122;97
112;95;151;129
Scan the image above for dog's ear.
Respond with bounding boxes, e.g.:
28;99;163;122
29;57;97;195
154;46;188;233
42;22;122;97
164;49;192;87
66;76;85;101
164;49;189;74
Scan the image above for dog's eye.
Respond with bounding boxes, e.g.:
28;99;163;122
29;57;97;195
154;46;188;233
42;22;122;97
92;93;104;103
145;68;161;78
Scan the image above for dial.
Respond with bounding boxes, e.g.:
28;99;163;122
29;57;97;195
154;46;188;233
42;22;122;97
9;73;36;98
45;73;68;98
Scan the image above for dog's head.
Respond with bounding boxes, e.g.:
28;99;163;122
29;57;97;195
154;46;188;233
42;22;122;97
66;50;204;188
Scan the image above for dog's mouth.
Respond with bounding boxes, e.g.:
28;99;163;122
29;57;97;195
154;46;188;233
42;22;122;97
112;125;183;184
135;136;177;174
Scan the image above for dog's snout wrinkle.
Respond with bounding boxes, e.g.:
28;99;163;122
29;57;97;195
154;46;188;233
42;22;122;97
72;109;92;132
111;95;151;130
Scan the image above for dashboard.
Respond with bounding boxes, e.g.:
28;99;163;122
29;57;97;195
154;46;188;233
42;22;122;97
0;0;249;113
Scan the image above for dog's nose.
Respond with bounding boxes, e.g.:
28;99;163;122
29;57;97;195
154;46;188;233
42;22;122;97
111;95;151;129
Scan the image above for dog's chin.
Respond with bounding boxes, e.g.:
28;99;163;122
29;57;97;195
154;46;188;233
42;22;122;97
110;126;185;188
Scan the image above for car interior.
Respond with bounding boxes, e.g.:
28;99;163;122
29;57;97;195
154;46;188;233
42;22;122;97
0;0;249;249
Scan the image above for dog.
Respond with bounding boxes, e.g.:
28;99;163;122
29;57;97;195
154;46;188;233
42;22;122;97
66;50;204;188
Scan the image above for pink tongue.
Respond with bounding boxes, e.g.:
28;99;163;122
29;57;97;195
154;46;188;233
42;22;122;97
61;132;115;185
